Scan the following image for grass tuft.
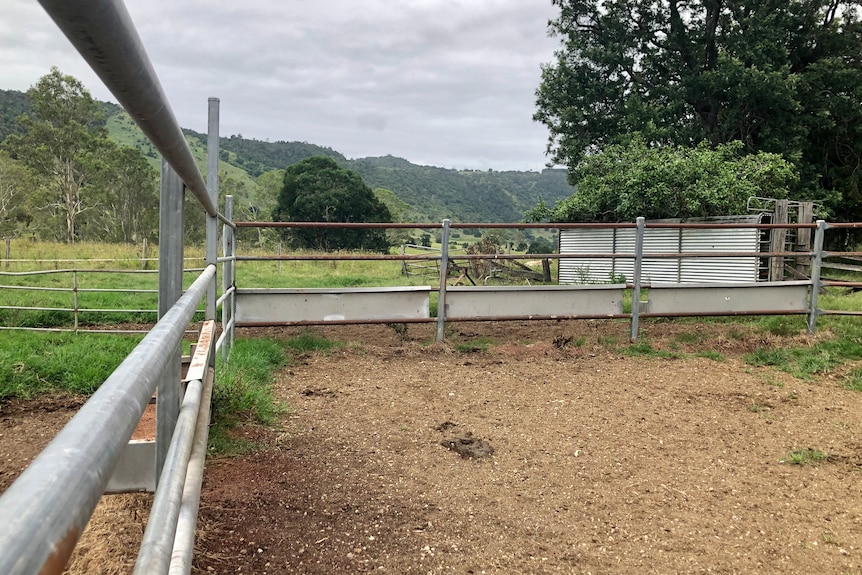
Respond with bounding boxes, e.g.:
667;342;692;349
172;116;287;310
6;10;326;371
210;338;289;455
782;448;828;465
623;341;681;359
841;367;862;392
283;330;341;353
456;336;494;353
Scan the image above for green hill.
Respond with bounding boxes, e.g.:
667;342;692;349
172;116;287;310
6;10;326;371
0;89;574;223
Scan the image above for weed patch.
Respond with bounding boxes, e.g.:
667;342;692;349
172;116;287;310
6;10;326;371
782;448;828;465
456;336;494;353
210;338;289;455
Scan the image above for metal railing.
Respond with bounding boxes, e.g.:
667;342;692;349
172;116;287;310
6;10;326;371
0;1;237;573
233;219;862;341
0;267;206;333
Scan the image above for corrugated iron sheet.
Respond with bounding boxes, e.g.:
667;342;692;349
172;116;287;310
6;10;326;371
560;219;762;285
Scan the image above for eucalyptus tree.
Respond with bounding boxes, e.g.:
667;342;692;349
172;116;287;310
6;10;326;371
3;67;109;242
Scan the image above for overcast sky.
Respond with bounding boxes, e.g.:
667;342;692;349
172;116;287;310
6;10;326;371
1;1;561;172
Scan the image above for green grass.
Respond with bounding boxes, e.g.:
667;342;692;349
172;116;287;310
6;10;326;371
209;337;289;455
782;448;828;465
209;332;342;455
744;318;862;379
841;367;862;392
456;336;494;353
695;350;725;362
0;331;143;399
0;240;208;327
283;330;342;353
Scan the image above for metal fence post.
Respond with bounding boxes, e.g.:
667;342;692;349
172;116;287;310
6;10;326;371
205;98;220;325
436;219;451;342
230;216;237;352
807;220;827;333
222;196;234;363
630;217;645;341
72;270;79;333
156;159;184;484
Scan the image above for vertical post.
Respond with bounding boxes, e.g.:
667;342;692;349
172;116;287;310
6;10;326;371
277;243;282;274
4;238;9;269
769;200;789;281
222;196;234;363
797;202;814;277
156;159;184;484
435;219;451;342
230;215;236;352
630;217;645;342
142;237;148;270
205;98;220;324
807;220;826;334
72;270;79;333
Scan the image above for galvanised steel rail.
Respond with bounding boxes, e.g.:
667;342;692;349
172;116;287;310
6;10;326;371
0;266;214;574
0;268;209;333
233;219;862;335
0;2;239;573
36;0;217;217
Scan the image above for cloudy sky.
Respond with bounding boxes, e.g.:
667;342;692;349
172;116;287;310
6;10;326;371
1;1;561;172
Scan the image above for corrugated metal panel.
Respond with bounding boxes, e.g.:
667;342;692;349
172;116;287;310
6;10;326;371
612;229;636;282
560;220;763;285
680;228;759;283
642;228;681;283
559;228;615;284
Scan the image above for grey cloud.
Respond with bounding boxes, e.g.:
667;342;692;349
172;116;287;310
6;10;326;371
3;0;559;171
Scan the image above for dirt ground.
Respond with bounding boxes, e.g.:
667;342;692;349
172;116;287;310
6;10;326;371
2;319;862;574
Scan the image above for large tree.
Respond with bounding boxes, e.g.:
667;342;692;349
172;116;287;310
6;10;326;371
535;0;862;220
3;67;109;243
272;156;392;252
85;145;158;243
527;139;800;222
0;151;34;238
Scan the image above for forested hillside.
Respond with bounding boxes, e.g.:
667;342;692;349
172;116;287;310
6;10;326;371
0;88;572;224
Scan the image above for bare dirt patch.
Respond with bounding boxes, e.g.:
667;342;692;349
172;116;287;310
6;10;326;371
2;320;862;574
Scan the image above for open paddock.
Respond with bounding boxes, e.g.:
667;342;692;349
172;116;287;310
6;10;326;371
2;320;861;574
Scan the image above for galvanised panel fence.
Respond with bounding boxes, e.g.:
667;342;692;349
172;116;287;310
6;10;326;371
0;1;237;573
233;219;862;341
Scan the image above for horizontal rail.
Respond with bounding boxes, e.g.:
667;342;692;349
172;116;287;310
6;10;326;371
135;320;213;573
236;317;436;327
135;378;203;573
215;320;231;351
216;285;236;307
237;249;810;262
0;268;201;276
234;221;818;230
36;0;216;216
0;286;159;295
169;367;214;574
0;265;215;574
0;326;157;334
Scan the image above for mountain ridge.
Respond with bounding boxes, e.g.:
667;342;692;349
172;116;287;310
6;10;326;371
1;88;574;223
